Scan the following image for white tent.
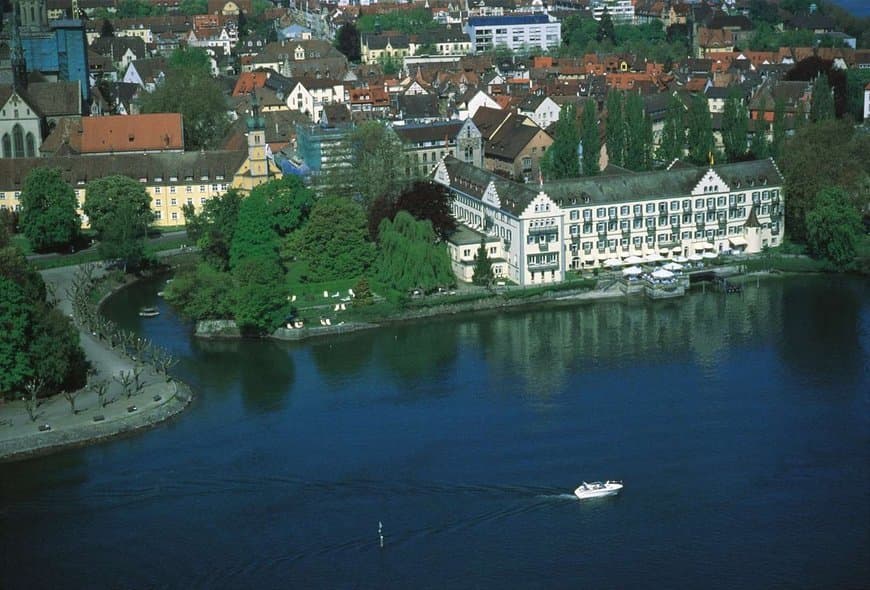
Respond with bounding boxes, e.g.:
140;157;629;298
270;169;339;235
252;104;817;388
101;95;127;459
696;241;714;251
622;265;643;276
673;255;689;263
663;261;684;271
687;253;704;262
651;268;674;280
643;253;665;263
603;258;623;267
702;251;719;259
624;255;644;265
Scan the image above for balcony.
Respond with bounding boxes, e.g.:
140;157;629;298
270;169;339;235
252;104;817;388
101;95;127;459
538;241;549;252
528;225;558;235
528;260;560;271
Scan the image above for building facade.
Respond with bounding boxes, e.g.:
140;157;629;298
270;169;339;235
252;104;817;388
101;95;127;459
465;14;561;54
435;156;785;286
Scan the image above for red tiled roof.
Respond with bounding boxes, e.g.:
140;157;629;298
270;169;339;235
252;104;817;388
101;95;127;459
80;113;184;154
233;71;268;97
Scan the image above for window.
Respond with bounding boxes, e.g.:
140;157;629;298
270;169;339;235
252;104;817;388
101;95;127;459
596;207;606;218
155;199;162;206
170;186;176;194
170;198;177;206
620;205;630;215
171;212;178;221
570;210;579;220
645;203;655;213
1;134;10;158
695;198;704;209
12;124;24;158
682;199;691;210
670;200;680;211
633;205;642;216
186;186;192;193
155;186;162;194
607;206;616;217
200;197;207;204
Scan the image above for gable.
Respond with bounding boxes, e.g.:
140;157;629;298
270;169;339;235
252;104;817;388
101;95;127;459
433;158;451;185
0;90;40;120
481;181;501;208
691;168;729;196
520;190;560;218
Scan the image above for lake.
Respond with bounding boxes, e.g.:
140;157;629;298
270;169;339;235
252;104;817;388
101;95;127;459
1;275;868;589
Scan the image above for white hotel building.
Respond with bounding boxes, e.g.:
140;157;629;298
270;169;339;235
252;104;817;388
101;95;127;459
435;157;785;286
465;14;561;54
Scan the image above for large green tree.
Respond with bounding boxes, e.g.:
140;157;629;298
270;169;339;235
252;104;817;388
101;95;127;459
291;196;374;282
232;256;289;334
19;167;80;252
605;90;625;168
657;93;685;164
810;74;835;123
722;88;749;162
83;175;154;270
183;189;243;271
686;94;715;166
138;47;230;150
806;187;863;268
251;175;315;237
580;101;600;176
778;119;870;242
375;211;454;294
542;102;580;180
0;247;87;398
345;121;407;207
229;189;279;270
624;91;651;171
595;8;615;43
164;263;234;321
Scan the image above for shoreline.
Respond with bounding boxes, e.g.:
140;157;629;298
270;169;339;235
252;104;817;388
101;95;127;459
196;267;806;343
0;255;195;463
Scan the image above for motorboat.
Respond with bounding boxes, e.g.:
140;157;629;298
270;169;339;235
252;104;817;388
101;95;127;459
138;306;160;318
574;481;623;500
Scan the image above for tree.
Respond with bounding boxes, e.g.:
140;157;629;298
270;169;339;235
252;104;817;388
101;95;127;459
138;47;230;151
580;100;600;176
806;187;863;268
100;18;114;37
335;22;361;62
749;129;769;159
657;93;686;164
229;190;279;270
722;88;749;162
845;68;870;121
232;256;289;334
686;94;714;166
472;238;494;287
345;121;407;207
0;277;31;396
164;263;234;320
394;181;457;241
178;0;207;15
291;196;374;282
375;211;454;294
810;74;835;123
83;176;153;270
250;175;315;237
595;8;615;44
605;90;625;167
624;91;651;171
778;119;870;242
771;96;786;159
19;168;80;252
542;103;580;180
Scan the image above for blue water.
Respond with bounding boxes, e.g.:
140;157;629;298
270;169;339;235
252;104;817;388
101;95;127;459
1;275;868;588
832;0;870;17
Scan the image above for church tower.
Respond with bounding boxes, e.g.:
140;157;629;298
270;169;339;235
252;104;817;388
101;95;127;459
16;0;49;33
246;91;269;181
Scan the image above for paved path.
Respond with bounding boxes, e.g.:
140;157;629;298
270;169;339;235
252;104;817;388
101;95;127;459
0;258;192;462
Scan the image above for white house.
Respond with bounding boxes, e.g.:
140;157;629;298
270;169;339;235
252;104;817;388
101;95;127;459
285;78;347;123
518;94;561;129
457;88;501;120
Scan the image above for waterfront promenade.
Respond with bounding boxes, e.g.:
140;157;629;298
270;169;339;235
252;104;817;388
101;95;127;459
0;259;192;462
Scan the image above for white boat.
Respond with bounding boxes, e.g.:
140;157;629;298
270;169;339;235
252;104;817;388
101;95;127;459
574;481;623;500
138;307;160;318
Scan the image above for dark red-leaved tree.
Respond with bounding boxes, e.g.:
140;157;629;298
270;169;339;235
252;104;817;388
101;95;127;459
394;181;457;241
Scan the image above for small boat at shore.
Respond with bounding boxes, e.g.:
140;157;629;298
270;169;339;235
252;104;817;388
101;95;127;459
139;307;160;318
574;481;623;500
